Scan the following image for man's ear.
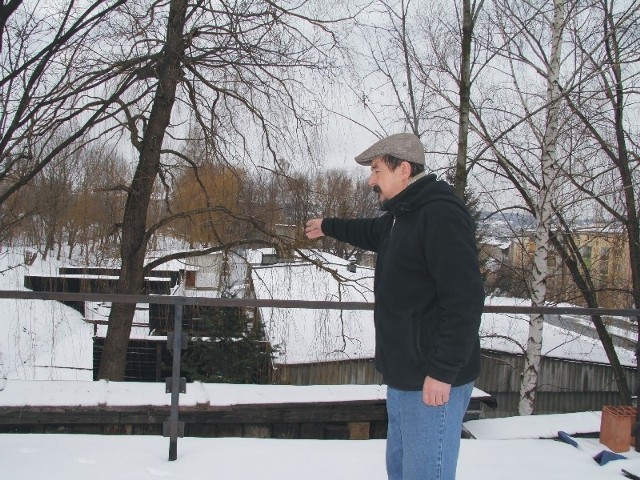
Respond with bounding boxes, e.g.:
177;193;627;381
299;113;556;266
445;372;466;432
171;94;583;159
401;161;412;179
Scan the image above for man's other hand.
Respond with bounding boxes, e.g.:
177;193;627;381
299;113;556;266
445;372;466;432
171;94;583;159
422;376;451;406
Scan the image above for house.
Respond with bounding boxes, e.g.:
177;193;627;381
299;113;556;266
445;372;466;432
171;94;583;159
509;225;632;308
249;251;637;418
5;246;637;418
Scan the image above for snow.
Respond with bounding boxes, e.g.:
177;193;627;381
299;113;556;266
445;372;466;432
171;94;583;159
464;410;603;440
4;433;640;480
1;246;636;381
2;247;640;478
1;379;640;479
251;252;376;365
0;379;389;407
250;253;636;368
482;296;637;367
2;409;640;479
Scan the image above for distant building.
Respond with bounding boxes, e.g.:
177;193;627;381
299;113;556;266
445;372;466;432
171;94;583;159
478;237;512;289
509;225;632;308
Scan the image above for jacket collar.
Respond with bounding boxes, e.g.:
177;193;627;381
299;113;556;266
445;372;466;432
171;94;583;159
381;173;437;215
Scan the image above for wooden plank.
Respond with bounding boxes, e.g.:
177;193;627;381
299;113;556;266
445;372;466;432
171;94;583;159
299;422;325;439
243;424;271;438
370;420;387;439
184;423;217;437
0;401;389;440
347;422;370;440
0;403;387;426
215;424;243;437
323;424;349;440
271;423;299;439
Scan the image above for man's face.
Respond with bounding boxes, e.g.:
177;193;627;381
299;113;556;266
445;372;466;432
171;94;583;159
367;157;409;203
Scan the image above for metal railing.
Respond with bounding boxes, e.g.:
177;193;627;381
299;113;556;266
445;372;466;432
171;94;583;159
0;289;639;460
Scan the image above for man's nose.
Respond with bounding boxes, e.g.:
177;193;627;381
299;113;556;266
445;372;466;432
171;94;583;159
368;175;375;187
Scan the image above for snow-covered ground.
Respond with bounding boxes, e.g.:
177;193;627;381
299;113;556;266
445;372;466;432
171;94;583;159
4;432;640;480
1;380;640;479
2;246;640;478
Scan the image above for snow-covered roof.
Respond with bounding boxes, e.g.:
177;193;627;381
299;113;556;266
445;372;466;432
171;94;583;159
251;258;636;368
251;255;375;365
0;246;636;380
482;296;636;367
481;237;512;249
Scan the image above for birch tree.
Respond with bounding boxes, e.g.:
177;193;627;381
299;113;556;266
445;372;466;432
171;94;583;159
473;0;636;407
559;0;640;407
351;0;636;407
518;0;565;416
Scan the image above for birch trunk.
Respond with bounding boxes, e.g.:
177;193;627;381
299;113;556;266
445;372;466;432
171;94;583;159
518;0;564;416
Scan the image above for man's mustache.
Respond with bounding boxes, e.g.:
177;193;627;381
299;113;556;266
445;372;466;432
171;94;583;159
373;185;381;194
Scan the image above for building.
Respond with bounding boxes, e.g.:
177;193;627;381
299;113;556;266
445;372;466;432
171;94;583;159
508;225;632;308
8;246;637;418
250;252;637;417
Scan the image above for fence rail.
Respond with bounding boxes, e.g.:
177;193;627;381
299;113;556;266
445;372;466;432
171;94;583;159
1;289;639;460
2;290;640;317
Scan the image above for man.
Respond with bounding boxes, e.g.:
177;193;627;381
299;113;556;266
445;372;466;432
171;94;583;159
305;133;484;480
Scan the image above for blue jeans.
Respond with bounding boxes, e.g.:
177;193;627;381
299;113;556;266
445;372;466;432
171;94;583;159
386;382;473;480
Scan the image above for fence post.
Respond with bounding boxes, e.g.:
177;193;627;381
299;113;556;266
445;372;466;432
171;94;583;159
166;297;186;461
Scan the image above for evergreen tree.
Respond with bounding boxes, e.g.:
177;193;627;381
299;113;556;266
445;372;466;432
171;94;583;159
168;306;276;384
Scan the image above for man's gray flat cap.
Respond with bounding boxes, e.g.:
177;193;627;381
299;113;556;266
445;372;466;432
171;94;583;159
354;133;425;166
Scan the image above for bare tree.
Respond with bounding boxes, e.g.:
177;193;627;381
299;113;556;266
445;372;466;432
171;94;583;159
454;0;484;199
559;0;640;407
308;169;378;260
0;0;130;213
471;0;636;408
98;1;347;380
562;1;640;310
344;0;636;408
346;0;489;199
345;0;432;142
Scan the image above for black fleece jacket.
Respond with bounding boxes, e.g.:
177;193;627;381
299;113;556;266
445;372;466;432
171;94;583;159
322;174;484;390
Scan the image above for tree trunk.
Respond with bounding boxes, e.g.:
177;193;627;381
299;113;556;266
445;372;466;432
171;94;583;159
519;224;548;415
518;0;564;416
98;0;188;380
549;228;632;404
454;0;474;200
